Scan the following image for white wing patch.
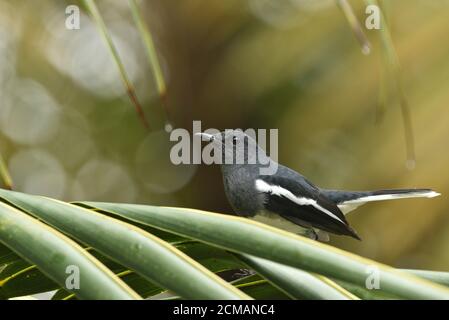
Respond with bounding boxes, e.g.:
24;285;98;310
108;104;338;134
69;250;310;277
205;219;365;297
338;190;441;214
255;179;345;224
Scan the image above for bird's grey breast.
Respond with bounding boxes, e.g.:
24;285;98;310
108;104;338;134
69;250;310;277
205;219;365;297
222;166;264;217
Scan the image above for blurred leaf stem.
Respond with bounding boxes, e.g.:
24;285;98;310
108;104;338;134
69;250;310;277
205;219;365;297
365;0;416;169
336;0;371;54
0;152;12;190
82;0;151;130
128;0;171;125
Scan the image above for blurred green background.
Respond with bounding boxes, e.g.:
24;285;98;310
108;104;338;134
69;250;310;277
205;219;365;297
0;0;448;271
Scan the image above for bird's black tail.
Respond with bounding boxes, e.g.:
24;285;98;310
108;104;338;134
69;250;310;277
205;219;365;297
347;226;362;241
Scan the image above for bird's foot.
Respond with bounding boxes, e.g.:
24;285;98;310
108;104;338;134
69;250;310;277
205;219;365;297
303;229;330;242
304;229;319;241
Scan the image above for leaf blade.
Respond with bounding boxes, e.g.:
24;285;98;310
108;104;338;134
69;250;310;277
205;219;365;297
82;202;449;300
0;202;140;300
0;190;250;300
237;254;358;300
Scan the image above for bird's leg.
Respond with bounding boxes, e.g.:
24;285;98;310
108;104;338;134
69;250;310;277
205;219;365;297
304;228;319;241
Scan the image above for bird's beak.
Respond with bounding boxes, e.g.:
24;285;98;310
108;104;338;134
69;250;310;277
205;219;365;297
195;132;215;142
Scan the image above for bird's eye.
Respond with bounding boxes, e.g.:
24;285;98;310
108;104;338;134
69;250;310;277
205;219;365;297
232;136;238;144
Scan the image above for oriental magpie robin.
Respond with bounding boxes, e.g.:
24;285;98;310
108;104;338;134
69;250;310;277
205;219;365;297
197;130;440;241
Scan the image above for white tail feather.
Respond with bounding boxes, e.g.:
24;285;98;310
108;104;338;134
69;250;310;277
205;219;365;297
338;191;441;215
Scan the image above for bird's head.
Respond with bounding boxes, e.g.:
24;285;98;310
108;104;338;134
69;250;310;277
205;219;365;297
195;130;269;166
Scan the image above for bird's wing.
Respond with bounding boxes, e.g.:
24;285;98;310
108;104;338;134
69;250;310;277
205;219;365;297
255;175;360;239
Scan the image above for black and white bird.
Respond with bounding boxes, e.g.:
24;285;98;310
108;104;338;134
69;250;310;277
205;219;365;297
197;130;440;241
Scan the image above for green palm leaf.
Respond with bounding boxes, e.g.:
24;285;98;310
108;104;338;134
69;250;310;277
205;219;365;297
0;202;140;300
0;189;249;300
80;202;449;300
236;254;358;300
1;188;449;300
